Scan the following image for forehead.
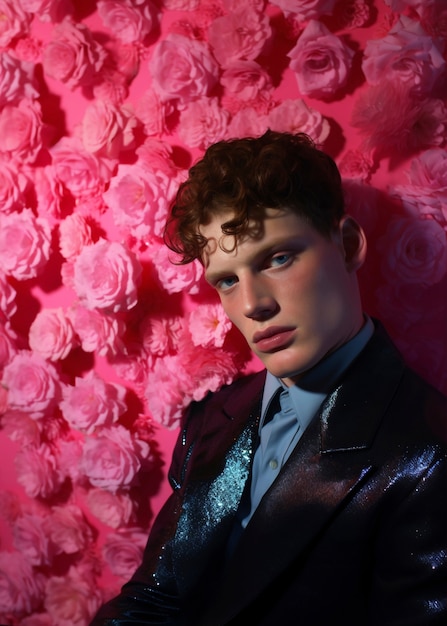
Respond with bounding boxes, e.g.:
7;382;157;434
200;208;322;274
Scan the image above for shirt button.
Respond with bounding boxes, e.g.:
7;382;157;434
269;459;278;470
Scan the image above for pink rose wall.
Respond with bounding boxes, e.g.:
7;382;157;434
0;0;446;623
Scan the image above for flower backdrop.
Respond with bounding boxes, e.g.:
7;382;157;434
0;0;446;623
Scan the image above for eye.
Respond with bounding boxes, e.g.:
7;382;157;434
269;253;292;268
216;275;238;291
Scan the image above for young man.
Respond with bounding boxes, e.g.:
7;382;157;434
91;131;447;625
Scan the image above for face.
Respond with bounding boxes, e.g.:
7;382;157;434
201;208;366;386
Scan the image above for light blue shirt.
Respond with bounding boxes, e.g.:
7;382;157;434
242;316;374;527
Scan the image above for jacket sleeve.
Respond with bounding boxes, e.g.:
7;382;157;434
371;453;447;625
89;412;199;626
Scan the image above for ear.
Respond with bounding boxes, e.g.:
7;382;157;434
339;215;367;272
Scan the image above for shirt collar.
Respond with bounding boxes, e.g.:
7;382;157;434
261;316;374;427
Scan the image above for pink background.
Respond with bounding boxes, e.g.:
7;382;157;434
0;0;446;623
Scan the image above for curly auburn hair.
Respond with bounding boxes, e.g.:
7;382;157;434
164;130;345;264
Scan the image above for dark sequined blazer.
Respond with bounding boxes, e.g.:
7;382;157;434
91;322;447;626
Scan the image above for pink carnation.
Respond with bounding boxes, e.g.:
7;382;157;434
79;99;137;158
68;305;126;356
2;350;61;418
208;7;271;67
269;0;335;20
0;550;45;615
59;213;94;260
268;99;330;144
0;0;32;47
288;20;354;99
362;15;445;95
178;97;230;149
80;425;150;492
15;443;63;498
46;505;93;555
149;33;219;103
102;528;147;578
73;239;142;312
104;162;177;239
0;98;43;163
29;308;77;361
60;371;127;434
188;303;232;348
182;344;239;402
13;513;52;567
51;137;112;201
44;564;102;626
0;271;17;319
0;160;28;214
98;0;157;43
42;17;107;89
378;216;447;287
86;488;134;528
0;209;51;280
0;51;39;107
149;241;203;295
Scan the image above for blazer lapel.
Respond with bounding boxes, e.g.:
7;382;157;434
200;323;405;625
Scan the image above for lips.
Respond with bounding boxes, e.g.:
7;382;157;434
252;326;296;352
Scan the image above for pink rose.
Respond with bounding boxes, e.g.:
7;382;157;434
141;315;186;357
268;99;330;144
98;0;157;43
80;425;150;491
1;411;40;446
44;564;102;626
102;528;147;578
29;308;77;361
362;15;445;94
0;160;28;214
20;613;53;626
60;371;127;433
188;303;232;348
86;488;134;528
15;443;64;498
392;148;447;225
227;107;269;138
288;20;354;99
269;0;335;20
13;513;52;567
338;150;374;181
145;354;191;427
42;18;106;89
51;137;112;201
45;505;93;555
104;162;177;239
162;0;199;7
59;213;94;261
147;241;203;295
18;0;74;21
68;305;126;356
2;350;61;418
79;99;137;158
0;51;39;107
135;89;167;136
149;33;219;103
0;550;45;614
0;271;17;319
178;97;230;149
73;239;142;312
0;209;51;280
0;98;43;163
208;8;271;67
378;215;447;286
0;0;32;47
0;321;16;371
34;165;65;218
221;60;273;107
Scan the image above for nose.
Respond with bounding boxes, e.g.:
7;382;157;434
240;276;278;320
